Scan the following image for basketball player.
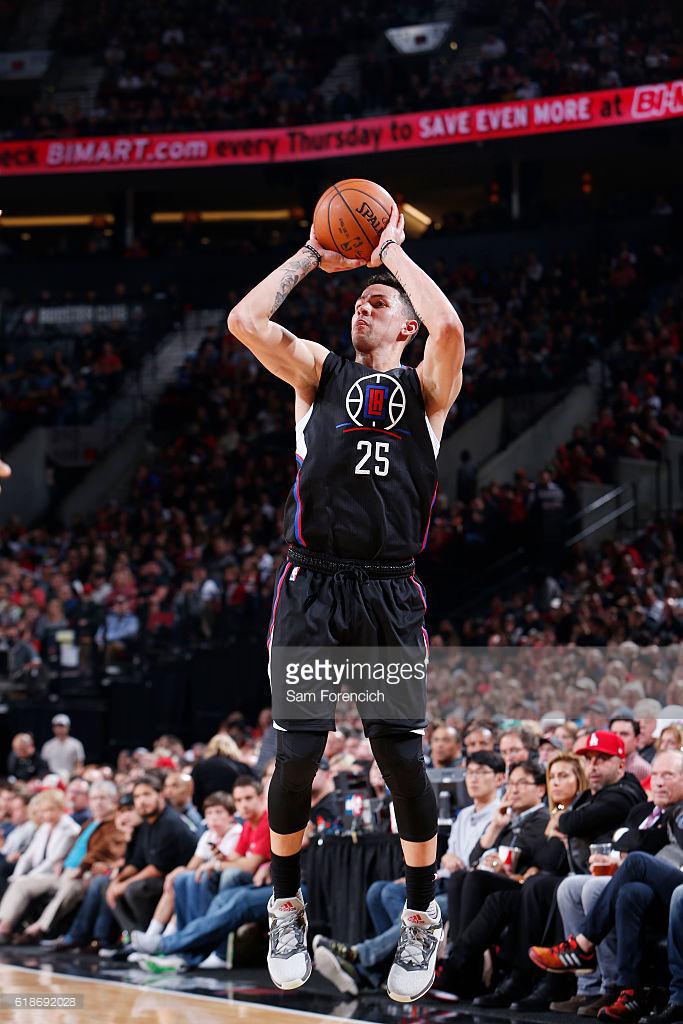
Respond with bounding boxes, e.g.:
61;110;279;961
228;203;464;1002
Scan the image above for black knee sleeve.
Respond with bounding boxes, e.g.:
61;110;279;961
370;734;437;843
268;730;327;835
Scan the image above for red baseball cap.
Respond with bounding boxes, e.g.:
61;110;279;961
575;730;625;759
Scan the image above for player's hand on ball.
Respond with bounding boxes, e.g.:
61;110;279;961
307;228;365;274
368;203;405;268
0;459;11;494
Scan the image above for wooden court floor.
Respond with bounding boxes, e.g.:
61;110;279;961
0;963;369;1024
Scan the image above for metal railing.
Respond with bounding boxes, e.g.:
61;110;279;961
565;482;638;547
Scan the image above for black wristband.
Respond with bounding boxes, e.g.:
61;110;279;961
379;239;398;262
303;243;321;266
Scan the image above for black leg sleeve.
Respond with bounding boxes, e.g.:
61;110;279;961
267;730;327;835
369;734;437;843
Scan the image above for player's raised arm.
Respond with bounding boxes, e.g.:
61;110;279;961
227;232;364;392
368;205;465;425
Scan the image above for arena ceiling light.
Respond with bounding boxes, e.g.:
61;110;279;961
385;22;451;55
0;214;114;228
402;203;432;227
152;210;291;223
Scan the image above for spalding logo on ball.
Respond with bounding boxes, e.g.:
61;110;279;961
313;178;395;263
346;373;406;430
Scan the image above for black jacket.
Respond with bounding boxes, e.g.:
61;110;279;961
126;805;197;876
470;805;550;873
612;800;683;856
191;756;252;811
6;752;49;781
558;771;646;873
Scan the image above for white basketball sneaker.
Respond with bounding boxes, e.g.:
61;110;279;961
266;890;312;990
387;900;443;1003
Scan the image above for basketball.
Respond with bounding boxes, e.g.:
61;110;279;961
312;178;395;262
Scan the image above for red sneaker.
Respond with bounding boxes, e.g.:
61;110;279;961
528;935;598;974
597;989;646;1022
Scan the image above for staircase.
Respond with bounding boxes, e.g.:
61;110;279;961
43;56;104;117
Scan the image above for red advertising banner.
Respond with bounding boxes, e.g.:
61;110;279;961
1;81;682;177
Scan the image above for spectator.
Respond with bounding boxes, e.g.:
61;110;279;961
658;725;683;753
554;722;579;752
6;734;49;783
191;734;251;809
498;728;536;774
441;751;505;874
436;753;588;1007
133;791;241;951
463;724;496;757
308;759;340;827
162;772;205;834
41;715;85;778
609;715;652;784
20;780;124;942
104;775;196;947
528;731;647;1013
0;794;35;898
440;761;550;999
634;699;661;763
131;772;271;967
51;799;140;952
428;724;463;769
67;778;92;826
0;790;80;941
530;749;683;1021
95;595;140;668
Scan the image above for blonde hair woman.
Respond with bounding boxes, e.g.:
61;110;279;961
0;789;79;940
657;723;683;753
191;733;253;810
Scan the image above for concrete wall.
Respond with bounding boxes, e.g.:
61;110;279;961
0;428;50;525
438;398;504;502
59;422;147;525
478;384;598;487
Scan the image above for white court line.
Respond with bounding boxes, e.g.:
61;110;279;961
0;961;377;1024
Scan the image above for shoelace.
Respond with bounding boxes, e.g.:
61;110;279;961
270;908;306;957
395;924;438;968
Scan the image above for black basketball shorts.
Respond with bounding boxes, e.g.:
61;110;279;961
267;545;429;737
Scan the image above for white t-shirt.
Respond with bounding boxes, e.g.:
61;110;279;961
41;736;85;776
194;823;242;860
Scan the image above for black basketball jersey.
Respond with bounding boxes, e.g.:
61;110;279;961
283;352;439;560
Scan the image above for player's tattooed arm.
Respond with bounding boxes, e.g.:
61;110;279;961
269;250;319;316
228;249;331;391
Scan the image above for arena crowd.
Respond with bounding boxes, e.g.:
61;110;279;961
1;705;683;1021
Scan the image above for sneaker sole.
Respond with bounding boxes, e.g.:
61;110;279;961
387;973;437;1003
143;961;183;975
268;956;312;991
314;946;359;997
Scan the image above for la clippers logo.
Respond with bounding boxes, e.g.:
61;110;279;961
346;373;406;430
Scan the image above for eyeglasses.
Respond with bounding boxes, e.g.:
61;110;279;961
465;768;495;778
506;779;538;789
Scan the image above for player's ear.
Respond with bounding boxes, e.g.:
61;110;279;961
402;318;419;340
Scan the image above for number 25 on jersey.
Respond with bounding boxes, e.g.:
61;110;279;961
355;440;390;477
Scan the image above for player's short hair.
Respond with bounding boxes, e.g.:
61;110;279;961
365;272;427;343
